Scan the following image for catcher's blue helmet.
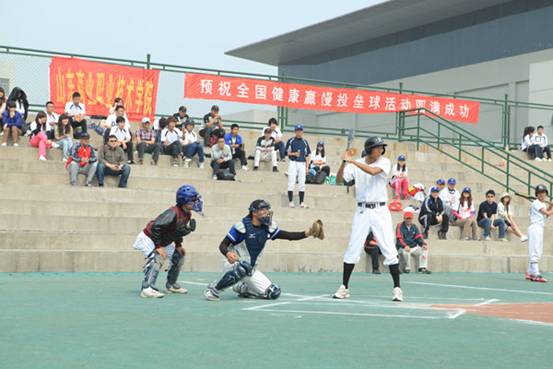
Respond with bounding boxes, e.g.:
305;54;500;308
176;185;203;213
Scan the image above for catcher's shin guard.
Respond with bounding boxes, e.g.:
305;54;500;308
215;261;253;291
265;283;281;300
142;251;163;289
166;251;185;287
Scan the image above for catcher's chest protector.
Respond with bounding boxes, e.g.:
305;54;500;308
242;217;270;266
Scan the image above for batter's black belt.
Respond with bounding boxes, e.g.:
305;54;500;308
357;202;386;209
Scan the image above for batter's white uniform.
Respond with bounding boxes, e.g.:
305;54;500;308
528;199;547;276
342;157;399;265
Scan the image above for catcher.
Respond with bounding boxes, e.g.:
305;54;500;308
204;199;324;301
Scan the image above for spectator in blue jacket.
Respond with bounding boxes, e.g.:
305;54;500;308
396;210;431;274
2;101;24;147
224;124;248;171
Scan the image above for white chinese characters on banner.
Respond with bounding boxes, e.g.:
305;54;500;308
200;79;213;95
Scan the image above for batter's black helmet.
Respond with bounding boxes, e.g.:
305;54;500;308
535;184;549;196
364;136;387;155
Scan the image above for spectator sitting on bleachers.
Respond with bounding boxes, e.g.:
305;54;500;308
173;106;190;130
29;111;58;161
254;127;278;172
440;178;460;222
419;186;449;239
211;137;235;179
44;101;58;140
54;114;73;162
498;193;527;242
201;105;224;148
521;126;544;161
409;183;426;211
452;186;478;240
181;120;204;168
96;134;131;188
161;116;183;167
534;125;551;162
0;88;6;134
1;101;24;146
307;140;330;184
7;87;29;121
111;116;134;164
136;117;160;166
435;178;446;192
108;97;125;115
66;132;97;187
224;123;248;171
397;210;431;274
267;117;285;161
390;155;408;199
103;105;130;143
477;189;507;241
64;91;87;139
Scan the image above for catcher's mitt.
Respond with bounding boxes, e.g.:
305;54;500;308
306;219;325;240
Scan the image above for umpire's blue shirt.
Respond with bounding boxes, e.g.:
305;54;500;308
286;137;311;162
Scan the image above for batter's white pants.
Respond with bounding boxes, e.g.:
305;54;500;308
254;149;277;167
343;206;399;265
288;160;307;192
399;246;428;271
527;224;544;275
223;261;272;297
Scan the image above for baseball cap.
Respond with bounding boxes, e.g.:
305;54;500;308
403;211;414;219
79;132;90;139
397;154;406;161
430;186;439;193
294;124;304;131
447;178;456;185
142;117;151;124
436;178;446;185
462;186;471;193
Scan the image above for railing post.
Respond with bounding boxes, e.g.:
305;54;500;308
146;53;151;70
506;152;510;192
437;124;441;151
528;172;532;195
416;113;420;151
481;146;485;173
398;111;404;142
458;133;462;161
502;94;509;149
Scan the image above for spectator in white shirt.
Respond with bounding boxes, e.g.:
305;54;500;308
111;116;134;164
521;126;544;160
103;105;130;143
54;114;73;162
182;121;204;168
254;127;278;172
29;111;58;161
452;187;478;240
64;91;87;139
390;155;409;199
44;101;59;140
7;87;29;121
498;193;527;241
439;178;460;220
267;117;285;160
161;117;183;167
308;140;330;181
535;125;551;161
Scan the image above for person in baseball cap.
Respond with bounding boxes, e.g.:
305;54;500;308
286;124;311;208
294;124;304;131
396;209;431;274
419;185;448;239
436;178;446;192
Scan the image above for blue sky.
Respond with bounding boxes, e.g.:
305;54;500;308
3;0;384;115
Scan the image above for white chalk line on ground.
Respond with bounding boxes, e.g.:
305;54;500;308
408;281;553;296
473;298;500;306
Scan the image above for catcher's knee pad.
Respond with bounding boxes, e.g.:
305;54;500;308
215;261;253;291
265;283;281;300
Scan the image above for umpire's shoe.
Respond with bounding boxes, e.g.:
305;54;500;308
392;287;403;302
141;287;165;298
333;285;350;299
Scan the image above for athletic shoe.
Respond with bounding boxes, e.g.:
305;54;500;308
548;158;552;162
166;283;188;294
199;163;205;169
1;143;6;146
141;287;165;298
13;143;19;147
242;165;248;171
418;268;432;274
184;158;191;168
204;286;220;301
524;272;532;280
212;175;218;180
300;202;307;208
529;275;548;283
535;157;542;161
272;166;279;172
39;156;47;161
333;284;350;299
289;202;295;208
499;238;508;242
392;287;403;302
403;269;410;274
253;166;259;171
51;142;59;149
484;236;491;241
520;235;528;242
372;270;381;275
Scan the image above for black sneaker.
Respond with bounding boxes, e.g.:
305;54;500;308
253;166;259;171
272;167;279;172
418;268;432;274
372;270;381;275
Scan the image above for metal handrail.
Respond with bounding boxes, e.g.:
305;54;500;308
399;108;553;196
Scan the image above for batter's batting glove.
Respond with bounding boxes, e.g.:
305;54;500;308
306;219;325;240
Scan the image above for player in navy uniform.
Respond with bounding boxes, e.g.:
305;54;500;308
133;185;203;298
204;199;324;301
285;125;311;208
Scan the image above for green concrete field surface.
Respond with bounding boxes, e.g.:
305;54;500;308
1;272;552;369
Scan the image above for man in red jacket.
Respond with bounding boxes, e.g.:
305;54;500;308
396;211;431;274
132;185;202;298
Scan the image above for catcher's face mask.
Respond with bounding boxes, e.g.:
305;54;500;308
255;207;273;226
184;195;204;215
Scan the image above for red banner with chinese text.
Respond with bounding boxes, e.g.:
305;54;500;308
49;57;160;121
184;73;480;124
